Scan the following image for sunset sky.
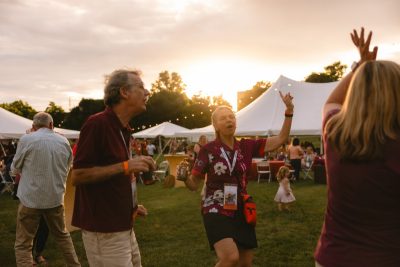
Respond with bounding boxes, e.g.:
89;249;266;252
1;0;399;111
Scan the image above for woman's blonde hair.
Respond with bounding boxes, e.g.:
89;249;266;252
211;106;234;138
276;166;290;182
325;60;400;161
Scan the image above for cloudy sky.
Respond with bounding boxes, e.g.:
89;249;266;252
1;0;399;111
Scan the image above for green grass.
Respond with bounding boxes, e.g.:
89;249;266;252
0;178;327;267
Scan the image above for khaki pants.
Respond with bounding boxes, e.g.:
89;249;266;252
15;204;81;267
82;229;142;267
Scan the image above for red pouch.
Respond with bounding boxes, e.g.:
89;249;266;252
242;194;257;226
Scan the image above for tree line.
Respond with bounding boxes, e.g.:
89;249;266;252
1;62;346;131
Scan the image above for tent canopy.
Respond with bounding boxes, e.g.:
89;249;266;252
0;107;80;139
132;122;189;138
178;75;338;138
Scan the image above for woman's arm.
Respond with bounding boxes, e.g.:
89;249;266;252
265;92;294;152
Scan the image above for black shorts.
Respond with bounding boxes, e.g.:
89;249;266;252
202;209;257;250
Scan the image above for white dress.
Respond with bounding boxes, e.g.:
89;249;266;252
274;180;296;203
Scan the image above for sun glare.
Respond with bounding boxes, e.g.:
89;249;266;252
181;58;284;111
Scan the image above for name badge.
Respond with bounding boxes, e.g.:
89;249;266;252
223;183;238;210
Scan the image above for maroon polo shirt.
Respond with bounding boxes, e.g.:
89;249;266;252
192;138;266;217
72;107;134;232
314;109;400;266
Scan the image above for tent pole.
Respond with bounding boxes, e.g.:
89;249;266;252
0;142;6;157
320;135;324;155
158;136;162;154
154;138;172;163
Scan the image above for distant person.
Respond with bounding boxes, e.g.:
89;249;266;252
274;166;296;211
193;135;208;160
288;137;303;181
146;141;157;158
184;91;294;267
314;28;400;266
169;138;178;154
71;69;155;267
302;145;316;169
11;112;80;266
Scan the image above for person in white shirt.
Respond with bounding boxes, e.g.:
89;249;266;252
12;112;80;267
146;142;156;157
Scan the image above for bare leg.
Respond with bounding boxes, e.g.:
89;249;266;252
214;238;239;267
238;248;253;267
278;203;282;211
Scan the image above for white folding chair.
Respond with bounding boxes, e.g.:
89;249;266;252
256;161;271;183
1;171;14;194
153;161;169;182
301;156;314;180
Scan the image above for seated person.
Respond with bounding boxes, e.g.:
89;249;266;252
302;145;316;168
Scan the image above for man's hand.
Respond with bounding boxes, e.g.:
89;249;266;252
136;204;148;217
128;156;156;173
351;27;378;63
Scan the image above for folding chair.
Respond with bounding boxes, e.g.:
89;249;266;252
301;156;314;180
269;161;286;182
1;171;14;194
153;161;169;182
256;161;271;183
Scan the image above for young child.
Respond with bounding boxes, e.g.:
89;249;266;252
274;166;296;211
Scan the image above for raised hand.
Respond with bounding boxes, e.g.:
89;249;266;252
350;27;378;62
279;91;294;113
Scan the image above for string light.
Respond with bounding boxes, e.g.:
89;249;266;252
133;110;215;131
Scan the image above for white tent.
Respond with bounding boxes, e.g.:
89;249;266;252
0;107;80;139
178;75;338;138
132;122;189;138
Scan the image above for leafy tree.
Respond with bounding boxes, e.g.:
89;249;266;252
0;100;37;119
151;71;186;94
305;61;347;83
133;90;190;129
45;101;65;127
62;99;105;130
211;95;232;108
237;81;271;111
134;68;233;131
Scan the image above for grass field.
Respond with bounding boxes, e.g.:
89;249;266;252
0;178;327;267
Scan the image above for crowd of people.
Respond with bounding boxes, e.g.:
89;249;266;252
2;27;400;267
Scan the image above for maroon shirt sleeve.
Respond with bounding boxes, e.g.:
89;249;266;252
73;117;102;169
255;138;266;157
191;145;209;177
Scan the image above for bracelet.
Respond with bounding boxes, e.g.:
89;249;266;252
285;113;293;118
122;160;129;175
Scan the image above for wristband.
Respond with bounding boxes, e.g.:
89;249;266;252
285;113;293;118
122;160;129;175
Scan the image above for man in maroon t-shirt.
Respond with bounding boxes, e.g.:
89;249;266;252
71;69;155;267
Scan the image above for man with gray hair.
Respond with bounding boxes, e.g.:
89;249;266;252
71;69;155;266
12;112;81;266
